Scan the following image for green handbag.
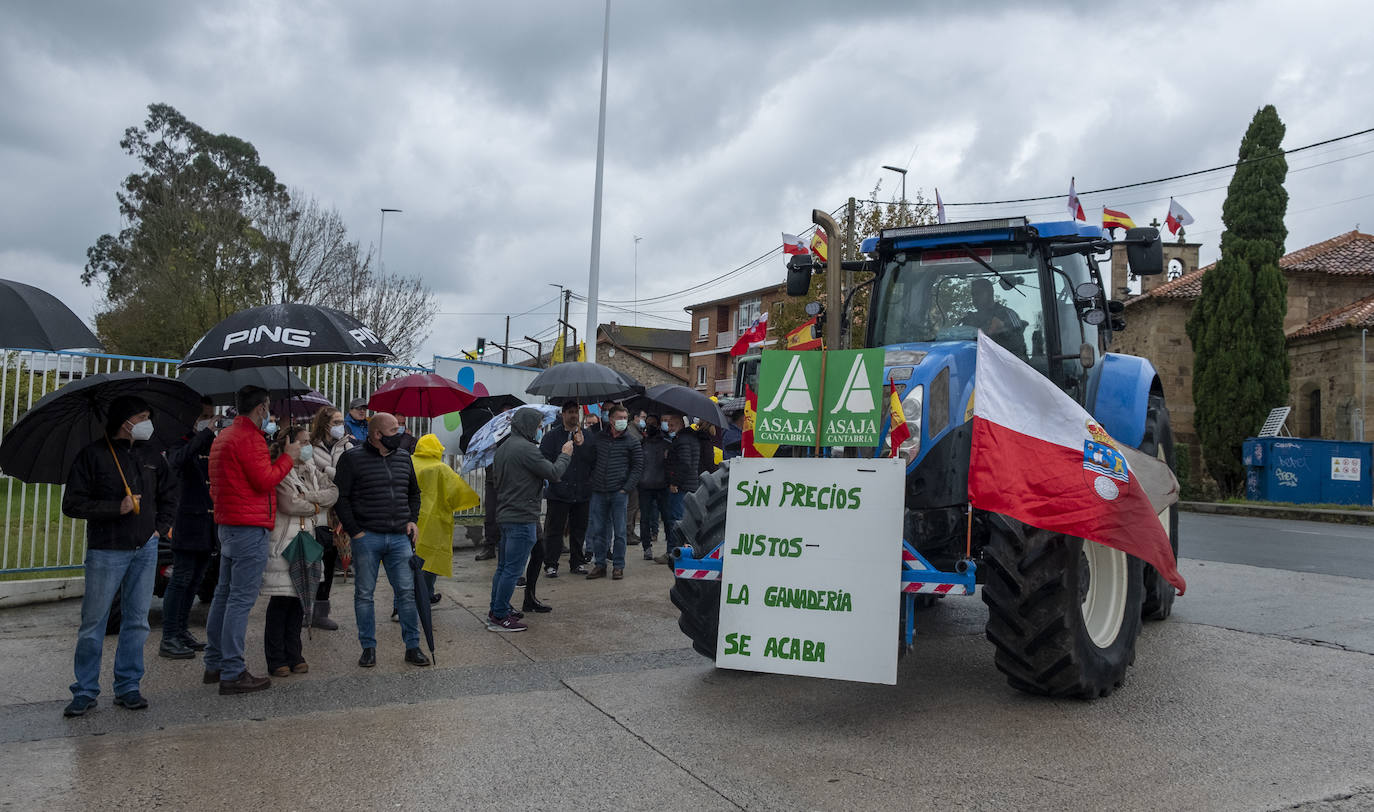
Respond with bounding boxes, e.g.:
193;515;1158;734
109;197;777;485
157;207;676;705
283;519;325;564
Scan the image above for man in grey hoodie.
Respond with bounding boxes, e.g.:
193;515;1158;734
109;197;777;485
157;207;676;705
488;408;573;632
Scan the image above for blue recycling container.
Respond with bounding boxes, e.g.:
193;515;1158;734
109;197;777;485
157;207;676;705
1243;437;1372;506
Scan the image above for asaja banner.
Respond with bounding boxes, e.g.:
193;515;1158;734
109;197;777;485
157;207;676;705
755;349;884;446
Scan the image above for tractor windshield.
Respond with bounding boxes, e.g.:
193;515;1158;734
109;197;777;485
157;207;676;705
869;246;1044;359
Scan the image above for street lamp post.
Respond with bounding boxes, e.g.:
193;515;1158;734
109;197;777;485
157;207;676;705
584;0;612;363
378;208;402;273
633;234;642;326
881;165;907;226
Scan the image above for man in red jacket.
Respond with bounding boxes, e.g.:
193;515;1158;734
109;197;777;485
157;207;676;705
203;386;300;694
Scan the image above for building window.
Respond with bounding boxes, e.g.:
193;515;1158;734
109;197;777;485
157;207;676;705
736;299;761;331
671;353;685;368
697;317;709;341
1308;387;1322;437
641;351;653;362
696;365;707;387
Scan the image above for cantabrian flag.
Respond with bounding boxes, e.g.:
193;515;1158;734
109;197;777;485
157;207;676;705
1165;198;1195;235
1067;177;1086;222
782;232;809;255
1102;207;1136;231
810;229;828;262
888;381;910;458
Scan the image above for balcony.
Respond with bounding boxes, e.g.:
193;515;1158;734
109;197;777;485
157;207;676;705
716;330;736;349
713;378;735;395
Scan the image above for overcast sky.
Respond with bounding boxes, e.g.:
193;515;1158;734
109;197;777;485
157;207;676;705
2;0;1371;363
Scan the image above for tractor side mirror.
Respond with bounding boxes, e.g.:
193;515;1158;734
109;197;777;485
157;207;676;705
786;254;815;296
1124;227;1164;276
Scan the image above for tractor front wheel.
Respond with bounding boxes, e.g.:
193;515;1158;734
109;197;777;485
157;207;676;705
668;464;732;659
981;517;1144;698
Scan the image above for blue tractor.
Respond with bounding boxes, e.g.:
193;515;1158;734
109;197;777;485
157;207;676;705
669;215;1179;698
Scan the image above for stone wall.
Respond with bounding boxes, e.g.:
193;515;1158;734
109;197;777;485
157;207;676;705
599;347;686;389
1108;297;1197;443
1110;241;1201;298
1284;274;1374;333
1288;331;1370;441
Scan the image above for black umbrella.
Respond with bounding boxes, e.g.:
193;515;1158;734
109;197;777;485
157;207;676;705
0;278;104;352
644;383;728;428
462;393;526;414
178;367;314;406
180;303;393;370
0;372;202;484
526;361;637;404
408;554;437;664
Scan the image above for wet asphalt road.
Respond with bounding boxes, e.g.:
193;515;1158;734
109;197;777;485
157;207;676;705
0;514;1370;811
1180;512;1374;579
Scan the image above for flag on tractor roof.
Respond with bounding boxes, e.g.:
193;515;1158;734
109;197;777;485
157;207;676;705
782;232;809;255
1067;177;1086;222
1102;207;1136;231
968;332;1185;593
935;187;947;224
1165;198;1195;235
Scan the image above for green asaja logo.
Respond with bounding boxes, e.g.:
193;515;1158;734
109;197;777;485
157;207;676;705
829;353;875;415
761;354;815;414
756;348;883;447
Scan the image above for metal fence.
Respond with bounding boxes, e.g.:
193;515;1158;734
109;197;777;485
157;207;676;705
0;348;488;578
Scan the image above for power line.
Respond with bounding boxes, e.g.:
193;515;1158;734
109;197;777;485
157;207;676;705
928;125;1374;208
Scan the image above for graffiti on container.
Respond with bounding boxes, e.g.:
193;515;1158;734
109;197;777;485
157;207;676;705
1275;456;1308;469
1274;442;1301;450
1274;469;1300;488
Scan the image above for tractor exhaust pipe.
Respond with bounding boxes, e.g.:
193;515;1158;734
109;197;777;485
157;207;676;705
813;209;843;351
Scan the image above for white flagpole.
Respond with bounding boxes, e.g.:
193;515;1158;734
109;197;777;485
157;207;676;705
584;0;611;364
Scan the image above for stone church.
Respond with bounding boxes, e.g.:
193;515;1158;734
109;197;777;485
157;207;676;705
1107;230;1374;459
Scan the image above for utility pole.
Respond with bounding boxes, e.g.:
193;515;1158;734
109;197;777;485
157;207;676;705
881;166;907;225
503;315;510;364
633;234;642;326
584;0;612;363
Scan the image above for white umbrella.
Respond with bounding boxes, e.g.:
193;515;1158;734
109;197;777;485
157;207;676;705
459;404;560;474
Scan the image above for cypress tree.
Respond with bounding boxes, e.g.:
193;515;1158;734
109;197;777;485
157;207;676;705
1186;105;1289;493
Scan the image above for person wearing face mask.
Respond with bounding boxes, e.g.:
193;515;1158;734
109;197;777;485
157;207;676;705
158;397;221;660
262;426;338;677
656;413;700;565
636;412;670;561
60;395;178;718
204;386;300;695
305;406;355;630
333;412;428;667
584;404;643;580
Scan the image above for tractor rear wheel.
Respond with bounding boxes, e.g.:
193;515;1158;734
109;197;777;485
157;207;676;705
982;518;1144;698
1139;395;1180;621
668;464;732;659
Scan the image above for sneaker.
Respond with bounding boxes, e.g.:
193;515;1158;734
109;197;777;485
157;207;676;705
291;662;309;674
405;648;431;667
390;609;399;623
270;665;291;677
474;547;496;561
612;568;624;580
642;549;654;561
113;691;148;710
486;614;527;633
545;566;558;578
570;564;589;575
586;566;607;580
219;671;271;695
63;695;97;718
429;592;441;606
504;608;525;620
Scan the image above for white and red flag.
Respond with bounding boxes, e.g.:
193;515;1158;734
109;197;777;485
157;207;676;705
935;187;947;224
729;311;769;357
1067;177;1086;221
968;333;1185;593
1165;198;1194;235
782;232;809;255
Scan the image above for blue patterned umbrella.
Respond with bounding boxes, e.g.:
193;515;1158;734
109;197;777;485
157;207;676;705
459;404;559;473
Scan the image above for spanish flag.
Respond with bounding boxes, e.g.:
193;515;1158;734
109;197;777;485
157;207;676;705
1102;207;1136;231
888;381;910;458
810;229;828;262
785;317;822;351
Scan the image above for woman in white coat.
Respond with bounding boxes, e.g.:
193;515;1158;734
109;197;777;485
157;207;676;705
305;406;355;630
263;425;339;676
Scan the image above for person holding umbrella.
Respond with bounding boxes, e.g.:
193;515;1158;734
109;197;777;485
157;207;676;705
334;412;429;667
204;386;301;695
158;397;221;660
61;396;178;717
489;408;574;632
655;412;701;565
584;404;643;581
540;401;594;579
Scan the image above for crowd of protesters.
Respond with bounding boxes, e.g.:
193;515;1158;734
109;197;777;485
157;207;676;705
60;383;732;717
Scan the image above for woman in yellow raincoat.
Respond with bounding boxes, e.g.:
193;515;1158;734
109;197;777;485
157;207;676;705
411;434;480;598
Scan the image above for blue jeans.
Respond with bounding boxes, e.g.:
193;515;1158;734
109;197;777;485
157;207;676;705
204;526;268;681
352;532;419;650
490;523;537;619
71;535;157;700
586;491;628;569
666;490;687;546
638;488;669;549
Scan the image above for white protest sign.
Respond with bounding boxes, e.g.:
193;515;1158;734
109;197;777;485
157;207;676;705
715;457;905;685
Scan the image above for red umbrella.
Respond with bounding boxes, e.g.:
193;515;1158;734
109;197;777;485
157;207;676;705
367;373;477;418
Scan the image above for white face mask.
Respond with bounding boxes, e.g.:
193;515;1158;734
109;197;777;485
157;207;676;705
613;418;628;432
298;444;314;462
330;424;346;440
129;420;154;442
264;421;278;435
195;419;213;432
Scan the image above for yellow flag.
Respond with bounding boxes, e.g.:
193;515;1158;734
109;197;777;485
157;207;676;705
551;331;565;364
576;341;586;362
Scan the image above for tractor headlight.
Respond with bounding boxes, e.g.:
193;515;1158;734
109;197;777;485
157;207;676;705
882;384;923;463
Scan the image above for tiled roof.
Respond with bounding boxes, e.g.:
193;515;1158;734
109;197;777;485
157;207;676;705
1289;293;1374;338
1128;230;1374;306
598;323;690;352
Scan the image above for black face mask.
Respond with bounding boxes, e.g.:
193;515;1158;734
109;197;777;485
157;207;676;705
379;433;405;451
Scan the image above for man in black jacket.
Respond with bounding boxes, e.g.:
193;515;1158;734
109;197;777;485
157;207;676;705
657;413;701;564
61;396;178;718
158;397;219;659
540;402;593;578
637;413;670;561
334;412;427;669
585;404;643;580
